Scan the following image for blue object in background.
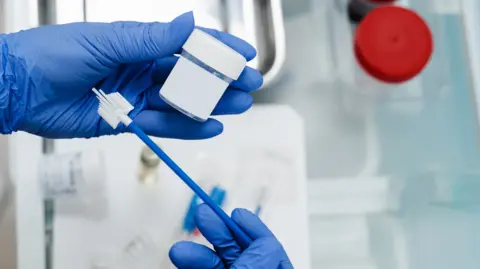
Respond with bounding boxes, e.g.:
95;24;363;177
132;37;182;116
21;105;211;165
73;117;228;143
183;194;201;234
183;185;227;234
210;186;227;207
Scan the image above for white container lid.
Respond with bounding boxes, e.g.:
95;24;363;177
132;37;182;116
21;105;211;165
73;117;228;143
183;29;247;80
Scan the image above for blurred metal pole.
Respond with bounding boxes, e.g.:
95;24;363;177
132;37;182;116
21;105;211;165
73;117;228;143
38;1;57;268
38;0;56;25
0;0;5;33
219;0;229;32
0;135;16;269
83;0;87;22
42;140;54;269
42;139;54;154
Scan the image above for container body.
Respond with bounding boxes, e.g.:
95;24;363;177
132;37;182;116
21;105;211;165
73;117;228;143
160;50;233;122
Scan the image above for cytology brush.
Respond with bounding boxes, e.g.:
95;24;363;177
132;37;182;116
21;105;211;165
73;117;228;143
91;88;253;249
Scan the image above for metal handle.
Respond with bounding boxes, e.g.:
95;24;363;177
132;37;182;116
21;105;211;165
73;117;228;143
225;0;286;88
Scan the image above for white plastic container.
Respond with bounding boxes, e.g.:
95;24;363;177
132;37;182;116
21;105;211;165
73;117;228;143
159;29;247;121
39;151;107;219
39;151;105;199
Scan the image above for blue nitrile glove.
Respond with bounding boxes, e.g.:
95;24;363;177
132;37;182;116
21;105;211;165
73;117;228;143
169;204;293;269
0;12;262;139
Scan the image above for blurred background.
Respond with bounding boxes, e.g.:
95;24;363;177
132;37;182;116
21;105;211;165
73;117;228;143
2;0;480;268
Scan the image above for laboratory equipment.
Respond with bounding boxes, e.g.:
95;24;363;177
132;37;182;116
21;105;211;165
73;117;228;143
182;193;201;236
343;0;434;83
38;105;309;269
92;89;253;248
39;151;104;199
38;151;107;219
159;28;248;122
138;146;161;185
181;185;226;237
353;4;433;83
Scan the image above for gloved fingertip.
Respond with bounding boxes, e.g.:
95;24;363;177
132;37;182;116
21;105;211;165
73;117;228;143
233;68;263;92
215;91;252;114
169;241;192;261
232;208;275;239
238;93;253;112
169;241;224;269
204;119;224;137
169;241;196;267
144;12;195;60
231;208;256;222
171;11;195;36
247;70;264;91
245;46;258;62
168;241;183;261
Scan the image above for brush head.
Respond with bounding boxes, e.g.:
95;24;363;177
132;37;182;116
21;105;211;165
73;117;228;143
92;89;134;129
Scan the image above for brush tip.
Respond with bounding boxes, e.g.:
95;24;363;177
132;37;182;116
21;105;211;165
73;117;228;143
92;89;134;129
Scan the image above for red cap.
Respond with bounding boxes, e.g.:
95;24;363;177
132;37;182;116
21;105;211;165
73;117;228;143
368;0;397;3
354;6;433;83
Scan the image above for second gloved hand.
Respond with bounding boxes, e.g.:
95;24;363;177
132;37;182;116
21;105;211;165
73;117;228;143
169;204;293;269
0;12;263;139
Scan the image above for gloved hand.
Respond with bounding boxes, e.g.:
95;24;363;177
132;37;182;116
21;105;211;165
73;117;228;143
169;204;293;269
0;12;262;139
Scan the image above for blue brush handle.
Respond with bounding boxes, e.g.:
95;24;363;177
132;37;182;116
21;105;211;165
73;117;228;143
128;122;253;249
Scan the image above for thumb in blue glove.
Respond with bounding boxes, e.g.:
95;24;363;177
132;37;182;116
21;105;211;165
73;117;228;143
0;12;262;138
169;204;293;269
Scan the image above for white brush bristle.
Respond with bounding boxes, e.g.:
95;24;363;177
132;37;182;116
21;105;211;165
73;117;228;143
98;107;120;129
111;92;134;114
92;88;134;129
